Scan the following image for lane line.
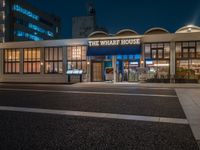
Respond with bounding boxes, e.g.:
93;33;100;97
0;106;188;125
0;88;177;98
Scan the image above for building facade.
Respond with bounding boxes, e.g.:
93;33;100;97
0;0;60;42
72;3;107;39
0;25;200;83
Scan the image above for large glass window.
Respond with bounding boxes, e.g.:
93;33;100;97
144;43;170;79
146;60;170;79
4;49;20;74
23;48;41;74
44;47;63;74
176;41;200;80
67;46;87;73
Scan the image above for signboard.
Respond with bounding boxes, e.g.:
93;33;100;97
105;67;114;81
66;69;83;75
88;38;141;47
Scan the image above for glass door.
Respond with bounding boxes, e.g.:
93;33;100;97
129;61;139;82
123;61;129;81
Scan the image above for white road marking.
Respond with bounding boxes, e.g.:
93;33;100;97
0;106;188;125
0;88;177;98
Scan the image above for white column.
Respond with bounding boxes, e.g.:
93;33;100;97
63;46;67;83
170;41;176;83
112;55;117;83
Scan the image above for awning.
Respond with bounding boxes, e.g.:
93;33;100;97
87;45;141;56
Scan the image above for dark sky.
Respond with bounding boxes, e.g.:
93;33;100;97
27;0;200;38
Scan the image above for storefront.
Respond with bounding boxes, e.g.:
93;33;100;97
87;38;142;82
0;25;200;83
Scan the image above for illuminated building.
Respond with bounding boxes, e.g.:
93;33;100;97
0;25;200;83
0;0;60;42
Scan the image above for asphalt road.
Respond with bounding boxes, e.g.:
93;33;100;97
0;83;199;150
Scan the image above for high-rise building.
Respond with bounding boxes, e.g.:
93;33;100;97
0;0;61;42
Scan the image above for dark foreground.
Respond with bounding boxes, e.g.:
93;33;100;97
0;83;199;150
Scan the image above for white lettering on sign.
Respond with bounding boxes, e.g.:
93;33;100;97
88;39;141;47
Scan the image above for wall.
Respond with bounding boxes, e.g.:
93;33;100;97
72;16;96;38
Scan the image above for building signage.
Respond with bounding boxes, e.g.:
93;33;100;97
88;38;141;47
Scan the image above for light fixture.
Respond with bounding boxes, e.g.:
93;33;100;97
87;61;90;65
188;28;192;32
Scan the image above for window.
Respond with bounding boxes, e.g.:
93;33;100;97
152;49;157;59
13;4;39;20
144;43;170;79
176;42;197;59
15;30;43;41
197;42;200;58
144;44;151;59
28;23;54;37
145;43;170;60
146;60;170;79
67;46;87;73
72;47;81;60
4;49;20;74
190;48;195;58
183;48;189;58
176;41;200;79
164;43;170;59
44;47;63;74
24;48;41;74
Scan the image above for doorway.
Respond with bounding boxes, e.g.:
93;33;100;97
92;62;103;82
117;60;139;82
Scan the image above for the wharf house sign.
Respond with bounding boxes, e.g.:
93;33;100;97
88;38;141;47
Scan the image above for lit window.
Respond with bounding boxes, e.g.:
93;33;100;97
67;46;87;73
15;30;43;41
44;47;63;74
13;4;39;20
24;48;41;74
4;49;20;74
72;47;81;60
28;23;54;37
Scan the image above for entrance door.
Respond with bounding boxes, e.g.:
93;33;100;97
92;62;103;82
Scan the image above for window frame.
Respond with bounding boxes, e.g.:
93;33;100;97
175;41;200;79
4;49;20;74
23;48;41;74
67;45;87;74
144;42;170;79
44;47;63;74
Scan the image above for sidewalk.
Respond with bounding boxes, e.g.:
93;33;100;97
76;82;200;88
176;89;200;148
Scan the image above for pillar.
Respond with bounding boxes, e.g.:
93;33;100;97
112;55;117;83
170;41;176;83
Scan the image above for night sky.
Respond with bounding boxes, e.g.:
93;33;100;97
27;0;200;38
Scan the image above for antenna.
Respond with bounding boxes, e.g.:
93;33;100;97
88;0;96;16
